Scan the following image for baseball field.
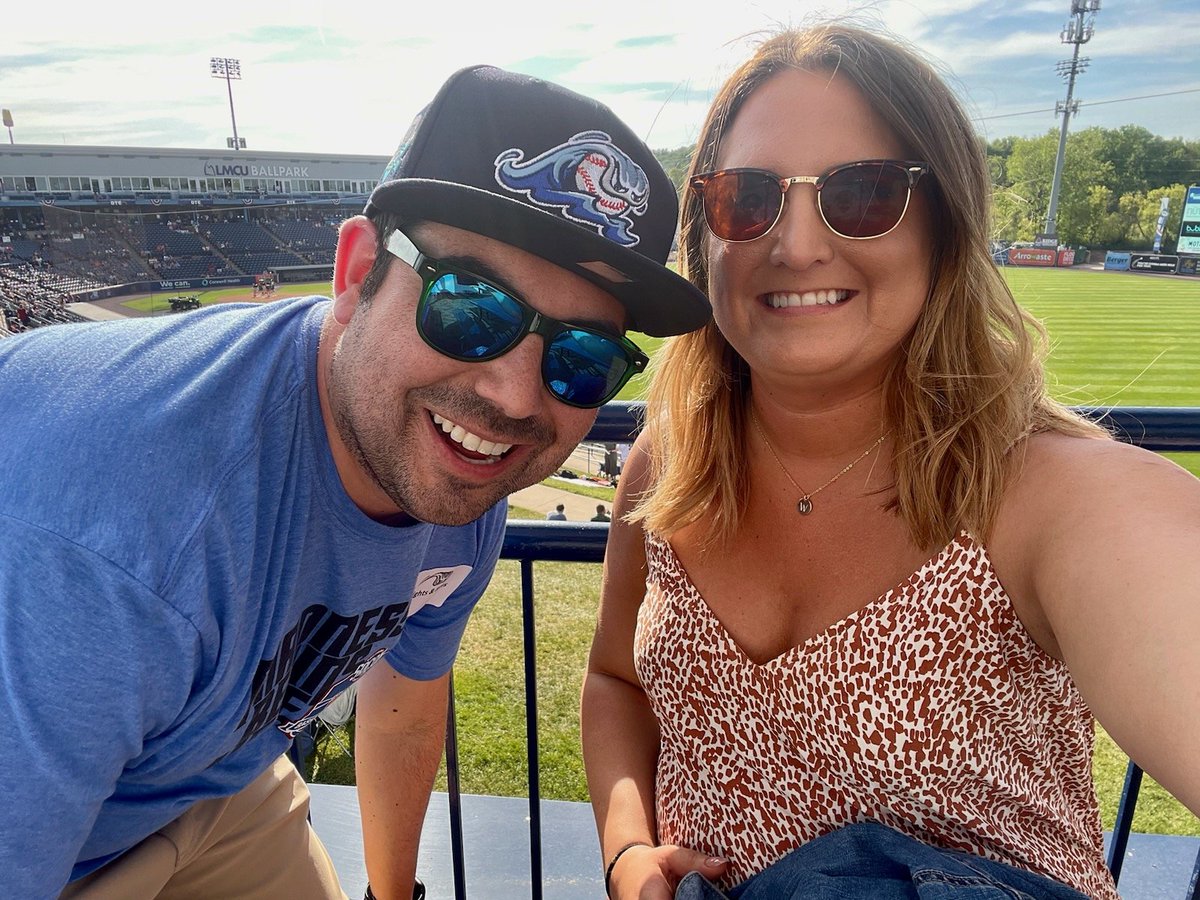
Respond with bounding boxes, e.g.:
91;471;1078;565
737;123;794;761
115;279;333;314
618;265;1200;405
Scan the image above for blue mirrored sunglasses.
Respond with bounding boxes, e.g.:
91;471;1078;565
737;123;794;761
385;230;646;409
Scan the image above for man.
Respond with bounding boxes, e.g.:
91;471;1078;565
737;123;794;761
0;66;708;899
591;504;612;522
546;503;567;521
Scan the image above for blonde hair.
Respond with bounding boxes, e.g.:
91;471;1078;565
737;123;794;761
634;23;1108;551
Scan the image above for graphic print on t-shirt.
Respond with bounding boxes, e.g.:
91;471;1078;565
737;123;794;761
235;565;474;746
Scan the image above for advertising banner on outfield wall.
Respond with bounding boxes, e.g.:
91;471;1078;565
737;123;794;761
1007;247;1056;267
1129;254;1179;273
69;276;255;303
1104;251;1132;270
1178;185;1200;255
1176;256;1197;276
1056;249;1076;267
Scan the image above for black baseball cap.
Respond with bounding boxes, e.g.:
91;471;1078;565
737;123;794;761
364;65;710;337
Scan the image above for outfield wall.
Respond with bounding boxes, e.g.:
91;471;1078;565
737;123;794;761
69;275;255;302
1104;251;1199;275
1004;247;1080;267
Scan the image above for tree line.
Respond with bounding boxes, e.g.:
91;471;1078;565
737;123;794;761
654;125;1200;252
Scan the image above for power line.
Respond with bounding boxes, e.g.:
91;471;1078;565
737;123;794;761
977;87;1200;122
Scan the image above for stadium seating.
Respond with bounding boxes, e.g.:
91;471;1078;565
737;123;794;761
1;209;350;328
2;238;42;262
269;219;338;251
204;221;279;253
227;251;306;272
132;222;208;255
0;265;88;332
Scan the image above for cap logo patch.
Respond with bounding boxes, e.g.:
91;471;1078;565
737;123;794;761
380;106;428;183
494;131;649;247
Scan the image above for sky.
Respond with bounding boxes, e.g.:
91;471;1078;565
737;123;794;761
2;0;1197;160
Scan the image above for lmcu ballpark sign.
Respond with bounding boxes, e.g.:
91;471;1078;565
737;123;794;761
202;162;311;178
1178;185;1200;255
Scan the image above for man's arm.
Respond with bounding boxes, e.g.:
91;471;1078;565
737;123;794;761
0;519;198;895
354;662;449;900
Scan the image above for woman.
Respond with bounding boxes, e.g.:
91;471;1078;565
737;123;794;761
581;23;1199;900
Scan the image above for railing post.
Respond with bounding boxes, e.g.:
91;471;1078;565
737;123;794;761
445;673;467;900
1106;760;1143;884
521;557;544;900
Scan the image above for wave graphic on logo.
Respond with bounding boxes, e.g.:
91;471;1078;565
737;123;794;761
494;131;649;246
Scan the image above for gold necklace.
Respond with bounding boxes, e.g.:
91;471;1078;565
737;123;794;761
750;410;888;516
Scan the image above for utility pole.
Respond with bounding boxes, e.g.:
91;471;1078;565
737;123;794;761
210;57;245;150
1041;0;1100;246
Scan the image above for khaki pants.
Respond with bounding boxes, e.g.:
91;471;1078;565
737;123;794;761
61;755;348;900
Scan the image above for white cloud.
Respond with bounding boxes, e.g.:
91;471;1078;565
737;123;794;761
0;0;1196;153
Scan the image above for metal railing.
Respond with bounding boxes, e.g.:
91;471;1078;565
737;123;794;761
441;402;1200;900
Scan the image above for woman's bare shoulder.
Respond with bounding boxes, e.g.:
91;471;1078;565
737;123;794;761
995;427;1200;585
1011;429;1196;506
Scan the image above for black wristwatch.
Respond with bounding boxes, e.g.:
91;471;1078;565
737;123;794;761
363;879;425;900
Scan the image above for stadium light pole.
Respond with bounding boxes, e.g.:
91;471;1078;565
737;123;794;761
210;57;244;150
1042;0;1100;245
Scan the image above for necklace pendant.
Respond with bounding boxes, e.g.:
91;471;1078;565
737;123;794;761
797;496;814;516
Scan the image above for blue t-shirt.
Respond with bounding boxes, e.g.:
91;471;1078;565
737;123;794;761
0;297;506;895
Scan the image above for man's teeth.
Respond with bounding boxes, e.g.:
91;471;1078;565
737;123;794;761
431;413;513;458
767;289;850;308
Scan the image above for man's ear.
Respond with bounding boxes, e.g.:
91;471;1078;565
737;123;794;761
332;216;380;326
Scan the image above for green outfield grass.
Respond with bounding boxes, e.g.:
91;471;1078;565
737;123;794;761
618;267;1200;477
618;267;1199;405
1008;268;1200;408
1011;269;1200;482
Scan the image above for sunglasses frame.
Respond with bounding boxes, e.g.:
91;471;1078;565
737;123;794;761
385;229;647;409
690;159;931;243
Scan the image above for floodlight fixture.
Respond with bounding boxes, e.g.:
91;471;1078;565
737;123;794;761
210;57;241;79
210;57;244;151
1056;57;1090;80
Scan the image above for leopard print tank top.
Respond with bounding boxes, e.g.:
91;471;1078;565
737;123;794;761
634;531;1118;899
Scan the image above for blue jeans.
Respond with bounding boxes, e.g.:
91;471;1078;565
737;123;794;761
675;823;1090;900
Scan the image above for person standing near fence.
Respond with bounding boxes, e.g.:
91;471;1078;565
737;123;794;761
582;23;1199;900
0;66;708;900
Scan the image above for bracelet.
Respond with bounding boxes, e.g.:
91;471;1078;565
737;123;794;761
603;840;652;897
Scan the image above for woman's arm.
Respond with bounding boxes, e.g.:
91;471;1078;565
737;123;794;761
581;436;727;898
1014;436;1200;815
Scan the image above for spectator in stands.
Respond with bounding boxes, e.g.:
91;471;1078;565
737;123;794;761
0;66;708;899
582;23;1199;900
546;503;567;521
591;504;611;522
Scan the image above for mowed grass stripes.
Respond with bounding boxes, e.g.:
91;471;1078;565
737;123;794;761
1007;268;1200;408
